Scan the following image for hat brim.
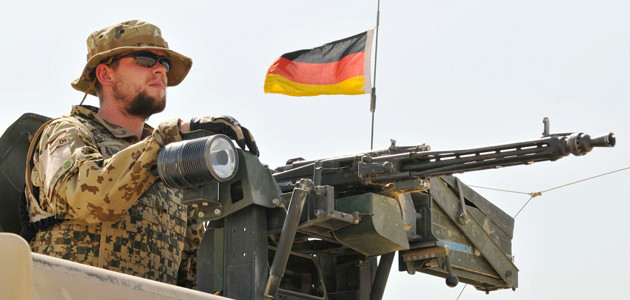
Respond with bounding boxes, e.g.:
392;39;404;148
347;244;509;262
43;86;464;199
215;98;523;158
71;45;192;96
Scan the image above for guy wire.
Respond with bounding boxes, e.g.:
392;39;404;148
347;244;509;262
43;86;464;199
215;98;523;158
454;166;630;299
467;166;630;218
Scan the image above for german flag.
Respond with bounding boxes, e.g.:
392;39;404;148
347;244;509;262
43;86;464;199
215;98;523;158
264;30;374;96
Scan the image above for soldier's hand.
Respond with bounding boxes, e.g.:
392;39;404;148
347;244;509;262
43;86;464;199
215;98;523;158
190;116;259;156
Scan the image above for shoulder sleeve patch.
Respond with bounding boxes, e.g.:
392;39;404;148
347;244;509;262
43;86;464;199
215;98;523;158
40;142;73;194
47;131;70;153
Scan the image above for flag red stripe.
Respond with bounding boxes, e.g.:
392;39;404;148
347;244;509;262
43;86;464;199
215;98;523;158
266;52;365;85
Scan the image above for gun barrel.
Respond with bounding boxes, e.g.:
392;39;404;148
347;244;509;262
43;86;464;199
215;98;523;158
398;132;615;178
567;132;615;156
593;132;616;147
273;131;616;192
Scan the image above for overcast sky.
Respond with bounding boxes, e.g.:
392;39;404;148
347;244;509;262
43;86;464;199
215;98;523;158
1;1;629;299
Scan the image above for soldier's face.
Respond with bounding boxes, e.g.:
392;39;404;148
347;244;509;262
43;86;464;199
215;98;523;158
111;50;169;119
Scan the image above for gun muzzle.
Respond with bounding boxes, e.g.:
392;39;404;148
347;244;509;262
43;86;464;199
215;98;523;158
567;132;615;156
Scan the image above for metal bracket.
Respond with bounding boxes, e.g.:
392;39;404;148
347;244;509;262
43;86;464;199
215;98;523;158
313;161;323;186
264;182;309;299
456;177;469;224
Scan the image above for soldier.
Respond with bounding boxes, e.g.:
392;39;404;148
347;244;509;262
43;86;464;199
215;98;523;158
22;20;258;288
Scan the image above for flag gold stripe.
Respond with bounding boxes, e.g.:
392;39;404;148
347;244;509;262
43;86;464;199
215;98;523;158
264;74;368;96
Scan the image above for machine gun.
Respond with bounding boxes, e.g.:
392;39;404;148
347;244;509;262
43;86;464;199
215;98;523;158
153;120;614;300
273;127;615;193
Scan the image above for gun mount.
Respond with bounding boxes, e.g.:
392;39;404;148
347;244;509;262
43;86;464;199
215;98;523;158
159;120;613;299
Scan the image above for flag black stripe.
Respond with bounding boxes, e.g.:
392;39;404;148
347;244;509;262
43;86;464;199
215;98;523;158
281;31;367;64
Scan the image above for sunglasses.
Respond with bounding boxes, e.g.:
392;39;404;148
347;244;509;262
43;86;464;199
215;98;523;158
111;51;171;72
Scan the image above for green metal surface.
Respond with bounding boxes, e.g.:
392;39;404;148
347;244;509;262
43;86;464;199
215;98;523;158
333;193;409;256
197;227;224;293
429;176;518;290
185;149;281;222
441;176;514;239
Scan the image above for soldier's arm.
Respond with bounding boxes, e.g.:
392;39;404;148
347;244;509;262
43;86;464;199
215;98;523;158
33;118;182;223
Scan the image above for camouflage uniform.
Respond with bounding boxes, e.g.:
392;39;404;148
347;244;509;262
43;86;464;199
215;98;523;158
27;105;203;287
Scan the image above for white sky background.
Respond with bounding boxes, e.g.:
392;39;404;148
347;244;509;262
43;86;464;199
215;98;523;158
1;1;629;299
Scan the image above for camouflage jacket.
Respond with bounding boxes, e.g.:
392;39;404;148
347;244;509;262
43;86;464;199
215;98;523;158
26;105;203;287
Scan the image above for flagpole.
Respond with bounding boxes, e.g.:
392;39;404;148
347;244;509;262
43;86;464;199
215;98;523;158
370;0;381;150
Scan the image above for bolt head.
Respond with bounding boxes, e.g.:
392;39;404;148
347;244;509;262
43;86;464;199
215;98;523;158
315;186;327;196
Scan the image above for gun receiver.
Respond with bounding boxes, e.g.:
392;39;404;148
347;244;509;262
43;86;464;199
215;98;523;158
273;131;615;193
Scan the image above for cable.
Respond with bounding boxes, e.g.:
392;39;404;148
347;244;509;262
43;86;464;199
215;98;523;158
469;166;630;218
513;195;535;218
456;284;467;300
467;185;530;195
538;166;630;194
453;167;629;300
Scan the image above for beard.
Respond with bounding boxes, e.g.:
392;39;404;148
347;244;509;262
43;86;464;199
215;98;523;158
124;90;166;119
113;79;166;120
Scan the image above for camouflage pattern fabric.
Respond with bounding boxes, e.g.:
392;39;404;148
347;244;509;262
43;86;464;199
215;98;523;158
27;105;204;287
72;20;192;96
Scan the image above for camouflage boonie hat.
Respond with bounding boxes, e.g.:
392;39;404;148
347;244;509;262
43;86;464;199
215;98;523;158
72;20;193;96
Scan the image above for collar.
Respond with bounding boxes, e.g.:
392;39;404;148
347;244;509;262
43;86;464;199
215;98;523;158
70;105;154;140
